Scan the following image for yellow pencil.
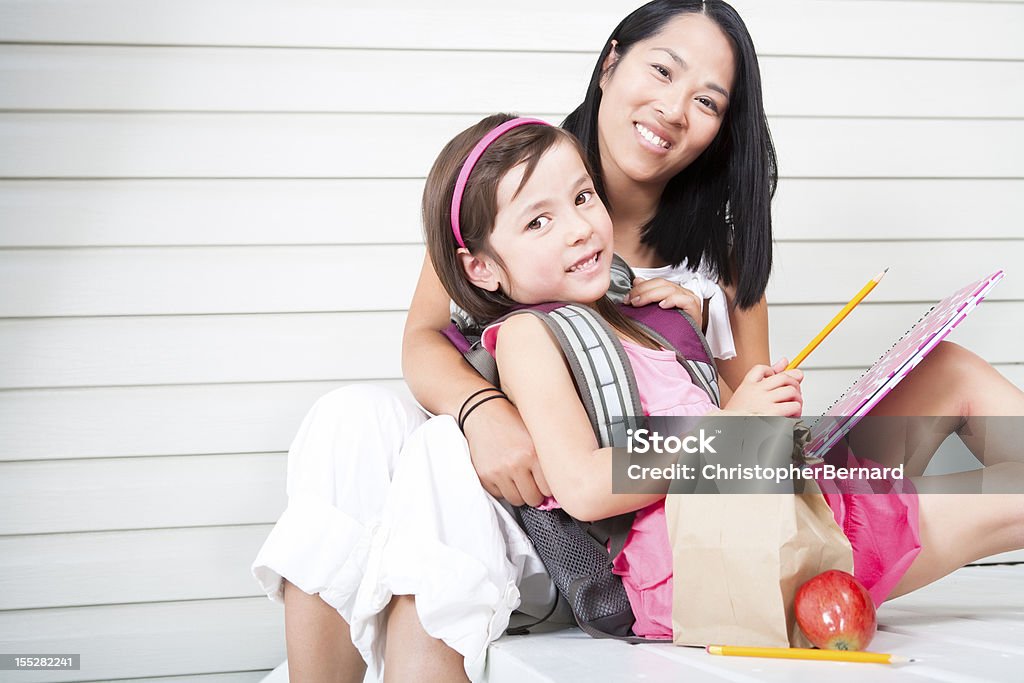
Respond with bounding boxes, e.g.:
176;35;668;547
707;645;913;664
786;268;888;370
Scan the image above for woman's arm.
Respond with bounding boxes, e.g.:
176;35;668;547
715;284;770;395
402;254;494;416
402;254;550;506
495;314;664;522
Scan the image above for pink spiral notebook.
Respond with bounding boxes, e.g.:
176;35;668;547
806;270;1004;460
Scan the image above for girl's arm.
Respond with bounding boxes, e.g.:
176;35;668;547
715;285;770;395
402;255;550;506
494;314;664;522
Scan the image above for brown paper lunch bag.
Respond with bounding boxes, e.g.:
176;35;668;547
664;417;854;648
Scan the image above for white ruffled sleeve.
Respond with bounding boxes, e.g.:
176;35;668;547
631;263;737;361
673;272;737;361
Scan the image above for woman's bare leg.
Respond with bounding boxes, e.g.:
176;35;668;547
888;479;1024;599
284;579;367;683
383;595;469;683
847;342;1024;474
840;343;1024;600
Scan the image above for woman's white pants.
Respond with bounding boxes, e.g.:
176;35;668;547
251;384;554;681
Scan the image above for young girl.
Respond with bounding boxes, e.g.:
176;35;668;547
426;113;1024;639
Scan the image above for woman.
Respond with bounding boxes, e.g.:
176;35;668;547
405;0;774;508
255;2;777;680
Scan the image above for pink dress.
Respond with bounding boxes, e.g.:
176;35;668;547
486;325;922;638
608;341;715;638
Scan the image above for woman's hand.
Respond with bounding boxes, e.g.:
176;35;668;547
461;396;552;507
625;277;702;323
724;357;804;417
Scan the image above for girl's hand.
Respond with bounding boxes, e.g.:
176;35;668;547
461;395;551;507
625;277;702;323
724;357;804;417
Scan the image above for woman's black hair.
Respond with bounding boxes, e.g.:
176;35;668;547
562;0;776;309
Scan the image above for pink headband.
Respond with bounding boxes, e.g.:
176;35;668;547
450;117;551;249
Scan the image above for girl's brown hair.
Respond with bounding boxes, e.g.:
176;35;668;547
424;113;570;322
423;113;660;348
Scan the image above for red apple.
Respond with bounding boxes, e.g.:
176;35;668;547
795;570;877;651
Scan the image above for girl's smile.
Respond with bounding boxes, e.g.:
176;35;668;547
567;251;602;273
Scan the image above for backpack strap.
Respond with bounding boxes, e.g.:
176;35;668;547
508;304;646;447
624;308;721;407
446;302;648;446
609;253;721;406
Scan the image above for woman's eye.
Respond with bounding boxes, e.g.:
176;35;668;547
652;64;670;78
526;215;551;231
697;96;720;113
575;190;594;206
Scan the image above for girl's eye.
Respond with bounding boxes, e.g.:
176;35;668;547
526;215;551;231
651;64;670;79
575;190;594;206
697;96;720;113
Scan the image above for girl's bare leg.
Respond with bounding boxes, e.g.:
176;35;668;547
383;595;470;683
283;579;367;683
847;342;1024;474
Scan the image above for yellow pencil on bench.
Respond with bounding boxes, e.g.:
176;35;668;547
707;645;913;664
786;268;888;370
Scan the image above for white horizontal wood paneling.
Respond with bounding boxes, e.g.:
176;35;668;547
0;313;405;389
0;245;425;316
0;46;591;115
771;179;1024;241
0;379;559;463
4;178;1023;248
0;242;1017;319
0;597;284;682
0;525;274;609
4;46;1024;119
0;380;408;461
3;114;1023;178
1;304;1020;390
1;0;1022;59
0;454;285;534
0;179;426;246
771;242;1021;303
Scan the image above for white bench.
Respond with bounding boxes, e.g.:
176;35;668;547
260;561;1024;682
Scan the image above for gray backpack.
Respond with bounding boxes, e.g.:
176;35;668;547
443;257;720;639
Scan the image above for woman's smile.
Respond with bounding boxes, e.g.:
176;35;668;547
634;122;673;152
597;13;735;191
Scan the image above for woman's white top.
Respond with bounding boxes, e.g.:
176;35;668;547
631;262;737;360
